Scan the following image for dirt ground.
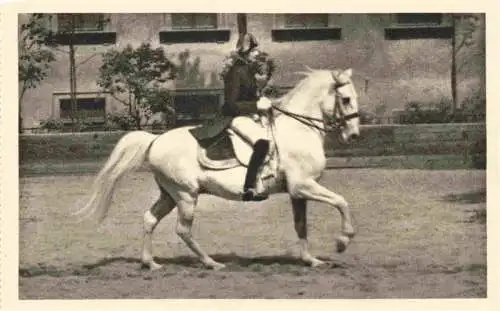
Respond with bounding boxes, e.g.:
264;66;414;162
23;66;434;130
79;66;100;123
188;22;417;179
18;168;486;299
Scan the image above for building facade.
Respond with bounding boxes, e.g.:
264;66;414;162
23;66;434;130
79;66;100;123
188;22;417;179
19;13;485;129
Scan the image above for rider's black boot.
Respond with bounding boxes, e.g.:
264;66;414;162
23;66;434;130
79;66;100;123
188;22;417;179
242;139;270;201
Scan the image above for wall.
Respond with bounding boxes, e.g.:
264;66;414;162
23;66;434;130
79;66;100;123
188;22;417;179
19;123;486;163
19;13;486;128
324;122;485;157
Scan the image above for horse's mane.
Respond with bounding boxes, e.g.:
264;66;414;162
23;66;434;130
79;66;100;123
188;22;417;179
273;67;336;108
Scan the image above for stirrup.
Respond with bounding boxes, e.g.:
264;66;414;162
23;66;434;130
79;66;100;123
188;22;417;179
242;188;269;202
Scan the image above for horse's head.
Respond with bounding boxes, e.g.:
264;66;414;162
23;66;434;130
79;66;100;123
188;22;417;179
271;67;360;143
322;68;360;144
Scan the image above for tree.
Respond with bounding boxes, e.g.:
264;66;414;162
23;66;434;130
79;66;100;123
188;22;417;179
451;14;482;114
48;14;110;130
97;43;177;129
18;14;56;133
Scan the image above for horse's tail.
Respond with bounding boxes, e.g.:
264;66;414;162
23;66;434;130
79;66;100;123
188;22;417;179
73;130;158;224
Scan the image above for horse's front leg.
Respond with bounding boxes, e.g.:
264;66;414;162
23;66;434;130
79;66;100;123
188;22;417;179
291;198;325;267
289;179;355;253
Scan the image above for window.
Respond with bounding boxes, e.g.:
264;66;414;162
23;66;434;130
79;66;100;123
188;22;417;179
159;13;229;44
52;13;116;45
396;13;442;25
272;14;340;42
284;14;329;28
173;92;221;122
59;97;106;121
57;13;106;32
397;13;442;25
171;13;217;30
385;13;452;40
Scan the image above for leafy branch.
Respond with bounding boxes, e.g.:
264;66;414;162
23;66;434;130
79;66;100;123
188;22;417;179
18;13;56;132
97;43;177;129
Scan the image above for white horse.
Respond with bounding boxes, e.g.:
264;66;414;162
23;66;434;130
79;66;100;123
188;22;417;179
76;68;361;270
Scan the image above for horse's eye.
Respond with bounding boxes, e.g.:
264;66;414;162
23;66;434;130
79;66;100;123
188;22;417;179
342;97;351;105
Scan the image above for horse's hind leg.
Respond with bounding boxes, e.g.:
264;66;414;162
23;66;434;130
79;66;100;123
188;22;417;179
141;190;176;270
174;192;226;270
291;198;325;267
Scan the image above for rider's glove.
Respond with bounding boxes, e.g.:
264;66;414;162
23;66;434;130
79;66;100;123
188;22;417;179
257;96;272;111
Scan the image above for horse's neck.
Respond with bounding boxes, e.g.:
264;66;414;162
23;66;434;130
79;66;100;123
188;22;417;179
285;81;324;115
273;114;327;173
274;87;326;132
272;83;328;159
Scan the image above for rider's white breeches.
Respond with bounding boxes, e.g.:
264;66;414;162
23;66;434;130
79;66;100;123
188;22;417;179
230;116;268;146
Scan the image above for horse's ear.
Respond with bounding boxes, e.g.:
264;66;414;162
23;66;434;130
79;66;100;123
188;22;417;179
332;69;349;84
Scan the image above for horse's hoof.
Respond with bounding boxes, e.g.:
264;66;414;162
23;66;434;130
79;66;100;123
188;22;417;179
310;258;326;268
344;228;356;238
141;261;163;271
336;236;350;253
203;259;226;271
211;262;226;271
150;262;163;271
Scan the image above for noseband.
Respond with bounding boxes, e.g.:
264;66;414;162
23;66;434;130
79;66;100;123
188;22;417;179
271;74;359;133
330;83;360;129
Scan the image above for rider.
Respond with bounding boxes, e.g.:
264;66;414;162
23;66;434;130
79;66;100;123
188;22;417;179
221;32;276;201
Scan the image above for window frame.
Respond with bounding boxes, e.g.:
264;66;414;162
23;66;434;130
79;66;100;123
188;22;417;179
170;13;218;30
385;13;453;40
53;92;109;124
170;88;223;123
159;13;231;44
271;13;342;42
55;13;108;33
283;13;330;29
50;13;117;45
394;13;443;26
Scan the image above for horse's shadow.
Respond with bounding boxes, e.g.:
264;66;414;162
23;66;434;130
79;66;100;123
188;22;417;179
20;254;348;278
441;189;486;224
441;189;486;205
83;253;348;270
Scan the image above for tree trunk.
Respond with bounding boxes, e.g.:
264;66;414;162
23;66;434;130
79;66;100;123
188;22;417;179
451;16;458;116
478;15;486;102
19;84;27;133
237;13;247;35
69;15;78;131
69;43;78;131
128;92;133;116
19;113;24;134
134;97;141;130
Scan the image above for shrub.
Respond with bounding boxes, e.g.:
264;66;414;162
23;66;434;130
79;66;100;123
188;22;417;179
40;118;64;132
461;94;486;123
359;110;376;125
470;136;486;169
106;113;137;131
401;100;455;124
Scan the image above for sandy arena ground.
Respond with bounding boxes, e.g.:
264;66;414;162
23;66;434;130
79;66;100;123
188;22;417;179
19;168;486;299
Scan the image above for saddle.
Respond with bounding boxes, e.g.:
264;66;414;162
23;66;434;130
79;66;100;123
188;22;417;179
188;114;273;171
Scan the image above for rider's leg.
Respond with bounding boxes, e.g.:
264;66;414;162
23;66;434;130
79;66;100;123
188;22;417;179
243;138;270;201
230;116;270;201
229;116;264;145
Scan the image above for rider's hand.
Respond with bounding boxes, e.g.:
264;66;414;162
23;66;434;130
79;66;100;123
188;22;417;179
257;96;272;111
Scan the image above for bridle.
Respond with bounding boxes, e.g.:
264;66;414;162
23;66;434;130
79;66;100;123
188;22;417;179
270;75;360;133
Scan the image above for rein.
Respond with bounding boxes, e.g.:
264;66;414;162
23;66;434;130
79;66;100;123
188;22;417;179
271;104;330;133
270;84;360;133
